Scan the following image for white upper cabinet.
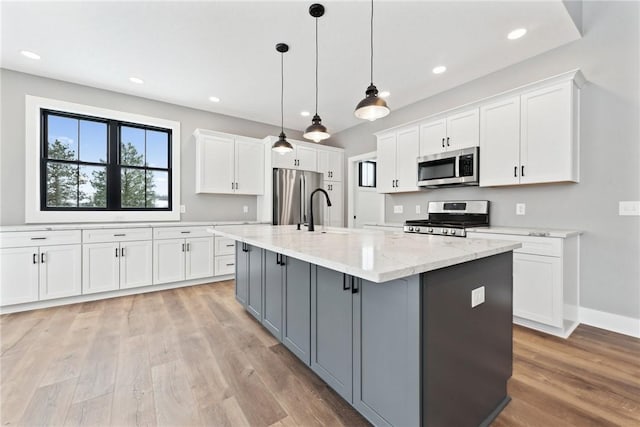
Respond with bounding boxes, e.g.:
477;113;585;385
272;142;318;172
195;129;265;195
297;146;318;172
376;125;419;193
419;108;479;156
324;182;343;227
520;81;578;184
480;96;521;186
318;150;343;182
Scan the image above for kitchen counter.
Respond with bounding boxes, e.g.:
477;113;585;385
0;220;264;233
466;226;582;238
212;224;520;283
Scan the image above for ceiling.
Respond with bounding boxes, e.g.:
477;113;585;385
1;1;581;135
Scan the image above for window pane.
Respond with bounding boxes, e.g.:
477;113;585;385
121;168;146;208
146;130;169;168
79;165;107;208
147;171;169;208
47;115;78;161
120;126;145;166
359;161;376;187
46;162;78;207
79;120;107;163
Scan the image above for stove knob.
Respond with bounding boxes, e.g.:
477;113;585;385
428;228;434;233
415;227;420;232
442;229;448;234
450;229;457;236
408;227;414;232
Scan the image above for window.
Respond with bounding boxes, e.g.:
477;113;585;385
26;95;181;223
41;109;172;211
359;161;376;188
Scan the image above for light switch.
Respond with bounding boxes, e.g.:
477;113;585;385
516;203;526;216
243;205;249;213
619;201;640;216
394;205;403;214
415;205;421;214
180;205;186;213
471;286;485;308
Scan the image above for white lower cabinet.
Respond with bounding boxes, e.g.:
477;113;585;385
0;247;41;305
83;240;152;294
39;244;82;300
120;240;153;289
153;237;214;284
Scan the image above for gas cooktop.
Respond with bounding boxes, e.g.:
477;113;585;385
404;201;489;237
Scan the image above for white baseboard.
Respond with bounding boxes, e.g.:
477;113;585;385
579;307;640;338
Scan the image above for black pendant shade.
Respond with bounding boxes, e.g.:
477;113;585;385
303;3;331;143
273;43;293;154
354;0;390;121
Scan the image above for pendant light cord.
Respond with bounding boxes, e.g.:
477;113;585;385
281;51;284;133
370;0;374;85
315;17;319;115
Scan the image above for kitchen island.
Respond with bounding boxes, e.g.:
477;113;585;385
211;224;521;427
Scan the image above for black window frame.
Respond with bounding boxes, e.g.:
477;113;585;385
40;109;172;211
358;160;377;188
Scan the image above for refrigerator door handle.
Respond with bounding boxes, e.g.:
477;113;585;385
301;174;307;224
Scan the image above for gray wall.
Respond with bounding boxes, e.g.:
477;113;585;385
0;69;303;224
328;1;640;319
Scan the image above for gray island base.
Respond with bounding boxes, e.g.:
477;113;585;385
213;225;518;427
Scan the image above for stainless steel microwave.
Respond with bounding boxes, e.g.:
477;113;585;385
417;147;479;188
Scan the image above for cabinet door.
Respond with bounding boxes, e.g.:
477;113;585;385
446;108;479;150
479;97;521;187
283;256;312;365
153;239;185;284
324;182;343;227
376;133;396;193
272;144;297;169
120;240;153;289
196;134;236;194
262;251;283;340
353;276;420;427
311;267;353;402
513;253;563;327
0;247;39;305
185;237;214;280
419;118;447;156
246;244;263;321
520;81;576;184
40;244;81;300
83;242;120;294
296;145;318;172
235;138;265;195
395;126;420;192
318;150;343;182
235;243;248;306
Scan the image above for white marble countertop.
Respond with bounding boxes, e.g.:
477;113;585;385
0;220;264;233
211;224;521;283
466;226;582;238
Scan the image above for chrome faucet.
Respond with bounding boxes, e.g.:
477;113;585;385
308;188;332;232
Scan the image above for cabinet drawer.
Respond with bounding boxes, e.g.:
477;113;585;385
466;232;562;257
83;228;152;243
153;226;212;240
0;230;81;248
215;254;236;276
215;237;236;255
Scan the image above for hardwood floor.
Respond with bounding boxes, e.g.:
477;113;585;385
1;280;638;427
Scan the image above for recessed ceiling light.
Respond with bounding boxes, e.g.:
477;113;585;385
129;77;144;84
20;50;40;60
432;65;447;74
379;91;391;98
208;96;220;103
507;28;527;40
301;111;311;117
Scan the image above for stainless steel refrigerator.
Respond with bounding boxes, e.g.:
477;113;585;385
273;168;324;226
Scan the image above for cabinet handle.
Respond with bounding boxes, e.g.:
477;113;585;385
186;243;190;252
33;253;38;264
343;274;350;291
351;277;358;294
180;231;191;234
113;233;126;237
226;244;234;247
121;247;125;257
441;137;445;148
276;254;281;265
446;136;450;147
521;165;525;177
514;166;518;177
182;243;185;252
232;182;234;190
115;248;119;258
41;253;45;263
30;237;47;240
235;182;239;190
226;263;235;266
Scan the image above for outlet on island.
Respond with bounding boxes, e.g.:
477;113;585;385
516;203;526;216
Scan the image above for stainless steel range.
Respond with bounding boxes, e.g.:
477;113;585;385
403;200;489;237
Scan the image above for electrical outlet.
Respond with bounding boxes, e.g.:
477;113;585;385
415;205;421;214
180;205;186;213
471;286;485;308
243;205;249;213
516;203;526;216
394;205;403;214
619;201;640;216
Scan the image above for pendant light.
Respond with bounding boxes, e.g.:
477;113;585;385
272;43;294;154
303;3;330;143
354;0;390;121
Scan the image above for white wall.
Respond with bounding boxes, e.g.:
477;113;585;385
327;1;640;320
0;69;303;225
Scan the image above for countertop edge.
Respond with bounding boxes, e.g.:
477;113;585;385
466;227;583;238
0;221;265;233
